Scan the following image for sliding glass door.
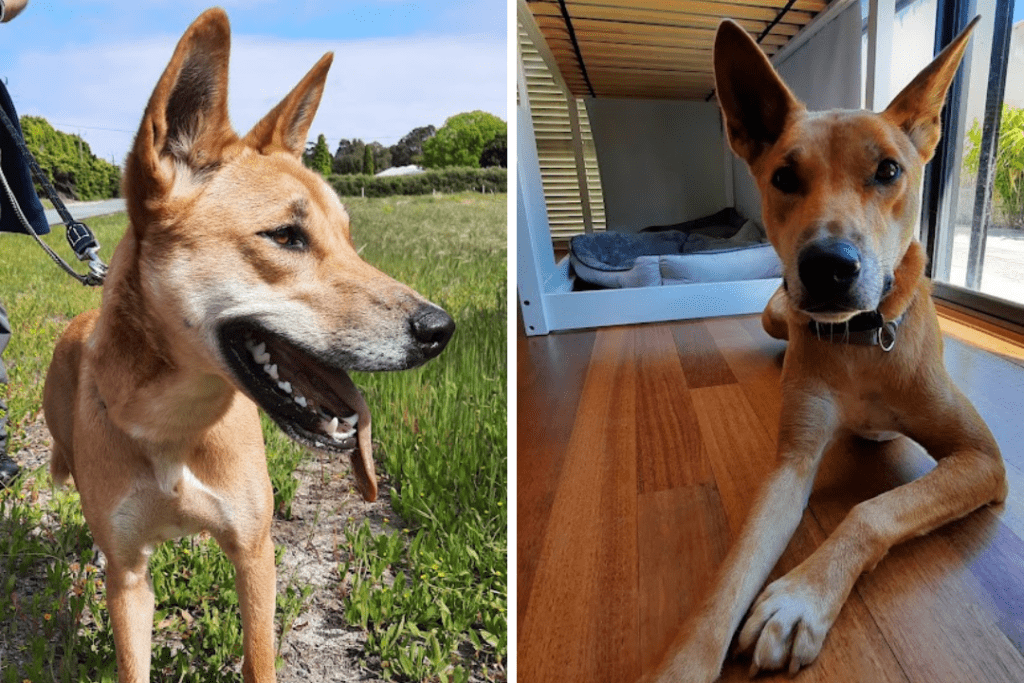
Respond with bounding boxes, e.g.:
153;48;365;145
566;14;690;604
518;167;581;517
923;0;1023;320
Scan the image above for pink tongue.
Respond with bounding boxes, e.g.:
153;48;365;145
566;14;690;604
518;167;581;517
329;372;376;502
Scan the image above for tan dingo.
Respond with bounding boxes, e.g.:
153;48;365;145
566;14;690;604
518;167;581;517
651;16;1006;682
42;9;454;682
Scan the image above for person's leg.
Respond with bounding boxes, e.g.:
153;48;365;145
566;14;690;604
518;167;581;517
0;300;20;489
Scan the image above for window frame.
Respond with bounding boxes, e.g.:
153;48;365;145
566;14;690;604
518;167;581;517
921;0;1023;329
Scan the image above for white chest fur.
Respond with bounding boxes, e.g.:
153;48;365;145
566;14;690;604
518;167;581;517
109;461;235;561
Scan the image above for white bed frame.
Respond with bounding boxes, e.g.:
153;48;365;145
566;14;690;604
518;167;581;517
517;0;884;336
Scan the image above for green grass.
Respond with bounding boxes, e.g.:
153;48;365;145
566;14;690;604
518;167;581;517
0;192;506;681
341;195;507;681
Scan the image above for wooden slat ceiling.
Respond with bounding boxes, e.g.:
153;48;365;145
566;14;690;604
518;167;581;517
526;0;831;101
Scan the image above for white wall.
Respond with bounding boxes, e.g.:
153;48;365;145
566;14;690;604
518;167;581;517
585;98;727;233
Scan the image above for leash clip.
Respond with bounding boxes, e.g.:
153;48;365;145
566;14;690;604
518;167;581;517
878;320;898;352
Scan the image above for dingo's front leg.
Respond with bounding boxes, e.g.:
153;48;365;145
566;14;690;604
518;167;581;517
738;386;1006;676
650;391;837;682
105;552;156;683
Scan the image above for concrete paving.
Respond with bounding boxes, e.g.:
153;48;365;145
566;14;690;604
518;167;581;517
44;198;126;226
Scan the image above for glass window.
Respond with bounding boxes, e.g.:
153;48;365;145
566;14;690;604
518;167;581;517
934;1;1024;307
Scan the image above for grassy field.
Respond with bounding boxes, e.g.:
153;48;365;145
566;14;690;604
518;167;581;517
0;192;506;682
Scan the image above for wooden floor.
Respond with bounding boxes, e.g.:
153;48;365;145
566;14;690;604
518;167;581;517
517;312;1024;683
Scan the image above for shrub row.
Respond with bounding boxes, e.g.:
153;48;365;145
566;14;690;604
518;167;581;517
20;116;120;200
328;167;506;197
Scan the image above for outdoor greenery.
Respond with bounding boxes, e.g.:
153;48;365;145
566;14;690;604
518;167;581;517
318;113;504;178
0;191;506;681
421;112;507;170
19;116;120;201
363;144;376;176
389;126;436;168
305;134;333;176
341;192;506;681
332;139;391;176
330;167;506;198
964;105;1024;229
479;133;507;169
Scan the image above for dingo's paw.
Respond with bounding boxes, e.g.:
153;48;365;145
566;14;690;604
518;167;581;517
737;575;833;676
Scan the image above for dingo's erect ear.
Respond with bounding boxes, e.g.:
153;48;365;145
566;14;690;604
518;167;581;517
713;19;803;165
883;16;979;161
125;7;236;214
243;53;334;158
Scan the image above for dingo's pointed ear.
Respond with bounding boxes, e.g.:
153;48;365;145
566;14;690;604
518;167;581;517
244;53;333;158
714;20;802;164
883;16;979;161
126;8;236;203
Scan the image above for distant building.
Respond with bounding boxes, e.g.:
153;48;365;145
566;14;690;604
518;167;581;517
1005;21;1024;109
376;165;425;178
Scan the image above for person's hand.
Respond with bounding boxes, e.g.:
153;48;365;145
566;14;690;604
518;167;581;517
1;0;29;23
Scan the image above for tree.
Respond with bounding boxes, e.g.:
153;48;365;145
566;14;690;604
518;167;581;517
964;106;1024;230
389;125;435;167
363;144;375;176
305;134;332;176
333;138;366;175
479;132;506;168
421;111;506;169
19;116;120;200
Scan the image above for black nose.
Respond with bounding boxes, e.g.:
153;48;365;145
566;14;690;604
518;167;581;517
410;306;455;358
798;238;861;303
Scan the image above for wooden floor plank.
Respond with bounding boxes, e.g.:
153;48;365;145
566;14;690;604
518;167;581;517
517;322;597;622
638;484;730;674
689;384;776;535
671;320;738;389
855;527;1024;683
704;317;786;438
518;328;642;683
635;324;712;493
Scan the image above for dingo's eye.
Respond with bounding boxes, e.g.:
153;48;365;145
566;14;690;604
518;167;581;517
261;225;307;250
875;159;901;184
771;166;800;194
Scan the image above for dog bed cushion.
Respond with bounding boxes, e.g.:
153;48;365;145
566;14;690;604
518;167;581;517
569;217;782;288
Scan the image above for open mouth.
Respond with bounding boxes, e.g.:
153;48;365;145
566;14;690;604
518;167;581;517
218;319;377;500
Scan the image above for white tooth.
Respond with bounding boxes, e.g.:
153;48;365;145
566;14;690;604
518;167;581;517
295;395;307;408
265;364;279;380
342;412;358;427
329;416;339;434
278;381;292;394
250;342;268;363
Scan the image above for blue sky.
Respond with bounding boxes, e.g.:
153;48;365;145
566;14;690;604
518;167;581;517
0;0;507;164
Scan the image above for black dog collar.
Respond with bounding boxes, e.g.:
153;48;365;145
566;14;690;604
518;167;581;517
807;310;903;352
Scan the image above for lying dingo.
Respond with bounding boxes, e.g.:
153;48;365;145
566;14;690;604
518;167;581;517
651;16;1006;682
43;9;454;682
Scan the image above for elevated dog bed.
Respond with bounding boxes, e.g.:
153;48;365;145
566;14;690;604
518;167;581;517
569;209;782;288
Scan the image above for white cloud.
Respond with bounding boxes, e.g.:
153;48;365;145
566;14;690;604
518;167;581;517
6;32;505;165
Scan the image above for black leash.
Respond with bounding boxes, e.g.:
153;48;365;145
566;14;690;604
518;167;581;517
0;105;107;286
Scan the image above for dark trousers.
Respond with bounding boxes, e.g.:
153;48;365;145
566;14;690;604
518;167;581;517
0;299;9;457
